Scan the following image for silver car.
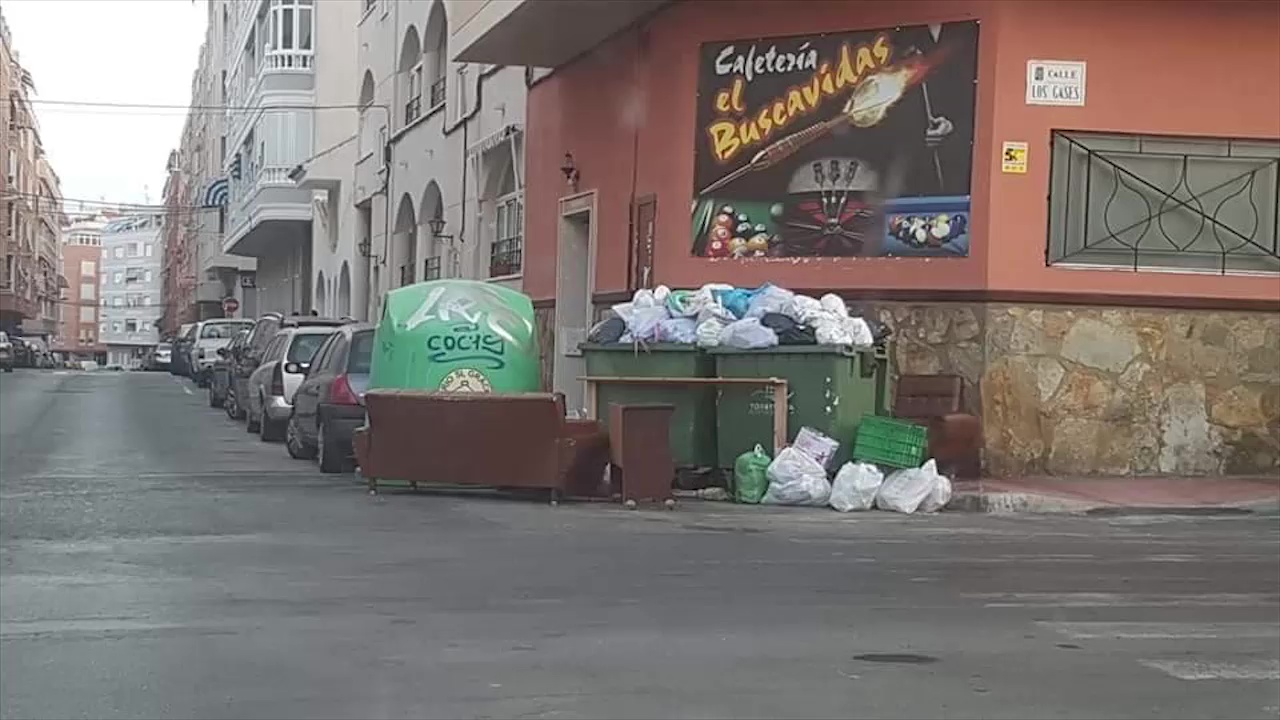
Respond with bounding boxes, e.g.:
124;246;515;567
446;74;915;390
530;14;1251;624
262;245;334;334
243;326;337;441
191;319;254;387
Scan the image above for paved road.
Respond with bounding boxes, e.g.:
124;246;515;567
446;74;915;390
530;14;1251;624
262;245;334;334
2;369;1278;720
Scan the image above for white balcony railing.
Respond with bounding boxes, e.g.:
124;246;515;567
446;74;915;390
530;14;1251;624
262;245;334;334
264;50;313;72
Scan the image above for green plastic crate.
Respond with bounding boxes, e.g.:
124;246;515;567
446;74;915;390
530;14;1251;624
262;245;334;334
852;415;927;469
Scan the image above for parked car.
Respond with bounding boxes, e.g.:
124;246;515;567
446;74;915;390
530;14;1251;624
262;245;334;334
191;319;254;388
209;329;248;410
0;331;13;372
287;323;374;473
147;342;173;372
243;326;339;441
170;323;196;376
0;330;12;368
229;313;347;425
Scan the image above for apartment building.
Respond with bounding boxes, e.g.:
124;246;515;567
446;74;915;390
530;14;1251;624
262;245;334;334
100;214;163;368
162;4;261;336
352;0;529;321
0;6;65;345
159;149;194;335
220;0;336;316
54;214;105;360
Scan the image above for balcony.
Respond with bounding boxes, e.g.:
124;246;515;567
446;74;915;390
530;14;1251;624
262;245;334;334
223;163;312;257
449;0;670;67
228;50;316;151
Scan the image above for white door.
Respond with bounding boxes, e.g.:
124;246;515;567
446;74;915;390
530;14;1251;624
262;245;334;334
553;195;594;416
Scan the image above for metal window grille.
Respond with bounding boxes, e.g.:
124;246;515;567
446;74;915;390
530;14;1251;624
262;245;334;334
1047;131;1279;274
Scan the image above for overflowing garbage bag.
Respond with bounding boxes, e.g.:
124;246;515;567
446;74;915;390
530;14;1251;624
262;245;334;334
762;446;831;507
592;284;881;350
733;444;772;504
829;462;884;512
875;459;948;514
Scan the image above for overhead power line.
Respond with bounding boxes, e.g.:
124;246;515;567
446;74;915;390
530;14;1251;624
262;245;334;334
24;99;375;112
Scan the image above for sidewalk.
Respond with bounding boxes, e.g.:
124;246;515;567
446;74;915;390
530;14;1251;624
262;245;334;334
949;475;1280;515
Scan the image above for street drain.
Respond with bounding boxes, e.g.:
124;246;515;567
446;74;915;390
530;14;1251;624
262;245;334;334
853;653;938;664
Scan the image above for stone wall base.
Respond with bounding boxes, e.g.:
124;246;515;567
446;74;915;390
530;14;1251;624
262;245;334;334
862;301;1279;478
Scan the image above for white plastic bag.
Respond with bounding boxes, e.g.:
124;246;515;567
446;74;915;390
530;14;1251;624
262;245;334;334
657;317;697;344
651;285;671;306
814;317;852;345
627;306;669;342
845;317;874;346
632;289;658;308
876;459;943;514
763;447;832;506
786;294;824;324
830;462;884;512
744;284;796;319
820;293;850;318
695;317;726;348
718;317;779;349
814;316;875;346
611;302;637;325
919;473;953;513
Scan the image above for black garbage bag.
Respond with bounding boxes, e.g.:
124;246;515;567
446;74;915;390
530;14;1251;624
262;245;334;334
587;315;626;343
761;313;816;345
865;319;893;344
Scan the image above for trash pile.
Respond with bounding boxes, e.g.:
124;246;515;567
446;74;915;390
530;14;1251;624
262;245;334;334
733;427;952;514
587;284;883;350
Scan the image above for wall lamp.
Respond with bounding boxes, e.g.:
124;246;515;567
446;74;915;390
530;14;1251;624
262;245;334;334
561;152;580;188
427;216;453;241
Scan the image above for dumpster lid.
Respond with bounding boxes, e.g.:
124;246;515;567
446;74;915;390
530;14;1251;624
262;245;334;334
707;344;875;356
580;342;704;353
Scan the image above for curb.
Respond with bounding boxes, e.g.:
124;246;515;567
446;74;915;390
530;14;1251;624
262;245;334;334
947;491;1280;516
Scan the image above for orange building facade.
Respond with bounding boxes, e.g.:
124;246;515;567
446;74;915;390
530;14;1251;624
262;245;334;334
56;237;104;358
466;0;1280;477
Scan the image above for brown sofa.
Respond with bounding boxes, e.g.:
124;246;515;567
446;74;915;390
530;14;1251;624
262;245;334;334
353;390;611;500
893;374;983;479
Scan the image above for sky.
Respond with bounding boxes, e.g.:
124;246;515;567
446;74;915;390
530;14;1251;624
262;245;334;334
3;0;208;210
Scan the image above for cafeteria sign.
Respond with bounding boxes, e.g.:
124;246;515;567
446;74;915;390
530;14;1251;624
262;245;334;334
690;22;980;259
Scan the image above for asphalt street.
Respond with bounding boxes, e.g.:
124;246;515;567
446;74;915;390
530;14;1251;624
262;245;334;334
1;369;1278;720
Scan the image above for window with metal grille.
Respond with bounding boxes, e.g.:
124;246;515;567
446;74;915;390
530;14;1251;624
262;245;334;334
1047;131;1279;274
489;194;523;277
429;77;446;109
423;256;441;281
404;63;423;125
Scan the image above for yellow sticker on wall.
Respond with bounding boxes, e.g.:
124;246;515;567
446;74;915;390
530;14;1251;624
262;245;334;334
1002;141;1028;174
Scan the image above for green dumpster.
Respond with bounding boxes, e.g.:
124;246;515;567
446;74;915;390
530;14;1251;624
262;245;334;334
581;343;717;469
711;344;891;469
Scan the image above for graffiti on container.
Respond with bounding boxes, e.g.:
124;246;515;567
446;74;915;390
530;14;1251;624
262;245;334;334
426;323;507;370
747;387;796;416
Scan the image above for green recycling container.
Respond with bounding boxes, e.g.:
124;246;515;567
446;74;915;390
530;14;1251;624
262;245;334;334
581;343;717;469
711;344;891;470
370;280;541;393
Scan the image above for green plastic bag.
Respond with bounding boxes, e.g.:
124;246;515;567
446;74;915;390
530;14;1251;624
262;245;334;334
370;280;540;394
734;444;772;504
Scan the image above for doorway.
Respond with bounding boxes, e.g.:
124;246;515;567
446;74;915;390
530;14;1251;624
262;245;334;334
553;192;596;416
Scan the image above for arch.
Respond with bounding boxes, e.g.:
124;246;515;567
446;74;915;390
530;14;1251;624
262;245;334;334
420;180;444;274
338;262;352;318
393;193;418;287
423;1;449;91
315;270;327;315
397;25;422;74
358;70;375;108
